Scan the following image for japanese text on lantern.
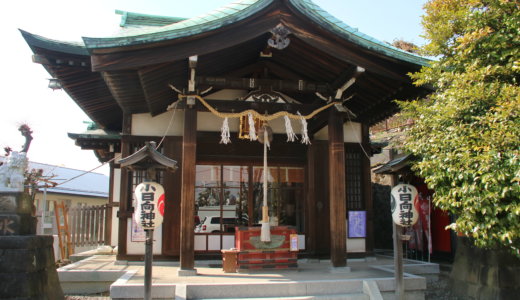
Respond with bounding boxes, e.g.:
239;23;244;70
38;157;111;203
134;181;164;230
140;184;156;228
398;185;413;226
390;184;418;227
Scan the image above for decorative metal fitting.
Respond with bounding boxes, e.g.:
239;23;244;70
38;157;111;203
268;24;291;50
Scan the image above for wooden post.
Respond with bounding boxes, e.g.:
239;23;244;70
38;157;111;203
362;124;374;255
144;229;153;300
328;108;347;267
390;150;404;300
306;143;317;255
180;106;197;270
117;114;132;259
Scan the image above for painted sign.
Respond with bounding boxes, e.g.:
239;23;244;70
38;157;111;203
391;184;419;227
348;210;366;238
134;182;165;230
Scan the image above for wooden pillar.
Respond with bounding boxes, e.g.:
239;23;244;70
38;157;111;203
180;106;197;270
306;143;317;255
105;164;114;246
116;113;132;260
362;124;374;255
328;109;347;267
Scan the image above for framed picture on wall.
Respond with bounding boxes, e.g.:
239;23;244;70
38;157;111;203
131;217;146;242
348;210;366;238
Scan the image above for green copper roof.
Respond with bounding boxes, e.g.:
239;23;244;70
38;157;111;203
83;0;270;49
24;0;430;67
20;29;88;56
116;10;187;27
289;0;429;66
83;0;429;66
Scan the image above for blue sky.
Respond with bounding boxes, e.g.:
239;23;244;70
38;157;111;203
0;0;426;175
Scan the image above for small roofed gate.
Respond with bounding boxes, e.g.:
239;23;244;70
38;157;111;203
68;204;109;249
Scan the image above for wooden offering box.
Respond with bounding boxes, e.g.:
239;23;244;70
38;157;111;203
235;226;298;270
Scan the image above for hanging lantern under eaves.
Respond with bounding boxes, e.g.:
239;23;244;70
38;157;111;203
134;181;165;230
390;184;419;227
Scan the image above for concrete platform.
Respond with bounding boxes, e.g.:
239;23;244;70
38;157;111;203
58;255;439;300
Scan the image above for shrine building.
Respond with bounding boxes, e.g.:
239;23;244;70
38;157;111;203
22;0;430;269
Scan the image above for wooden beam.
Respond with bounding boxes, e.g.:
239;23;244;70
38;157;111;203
32;54;90;68
179;106;197;270
102;71;148;114
177;99;325;116
195;76;330;94
328;108;347;267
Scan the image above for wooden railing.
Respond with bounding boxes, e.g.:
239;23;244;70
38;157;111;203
67;204;109;249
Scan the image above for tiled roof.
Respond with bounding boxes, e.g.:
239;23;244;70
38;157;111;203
1;157;109;198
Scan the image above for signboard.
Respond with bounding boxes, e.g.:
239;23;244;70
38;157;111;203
290;234;299;251
391;184;419;227
348;211;366;238
131;218;146;242
134;181;165;230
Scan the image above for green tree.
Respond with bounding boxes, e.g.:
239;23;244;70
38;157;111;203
398;0;520;256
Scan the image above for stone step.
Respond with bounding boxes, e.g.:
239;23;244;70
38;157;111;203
201;293;369;300
238;262;298;270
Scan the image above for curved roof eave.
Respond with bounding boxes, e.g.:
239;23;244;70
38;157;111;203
83;0;274;49
19;29;89;56
289;0;431;67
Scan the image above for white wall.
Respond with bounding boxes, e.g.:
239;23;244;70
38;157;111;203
314;122;363;143
346;221;366;253
132;110;184;136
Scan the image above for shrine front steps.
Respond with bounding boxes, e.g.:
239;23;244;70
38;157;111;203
110;276;427;300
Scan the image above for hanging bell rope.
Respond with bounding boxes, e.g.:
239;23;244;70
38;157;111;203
260;125;271;242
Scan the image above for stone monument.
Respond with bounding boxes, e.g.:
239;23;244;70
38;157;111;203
0;125;64;300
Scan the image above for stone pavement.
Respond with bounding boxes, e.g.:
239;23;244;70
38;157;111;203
59;254;439;299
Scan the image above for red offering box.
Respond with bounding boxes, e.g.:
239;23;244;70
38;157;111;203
235;226;298;270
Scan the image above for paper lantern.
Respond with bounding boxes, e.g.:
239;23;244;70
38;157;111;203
134;181;165;230
390;184;419;227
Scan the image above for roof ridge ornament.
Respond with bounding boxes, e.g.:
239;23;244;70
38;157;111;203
268;24;291;50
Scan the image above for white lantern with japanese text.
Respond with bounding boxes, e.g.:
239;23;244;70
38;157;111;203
134;181;165;230
390;184;419;227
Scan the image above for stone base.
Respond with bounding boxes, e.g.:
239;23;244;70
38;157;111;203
0;192;36;235
329;266;352;273
0;235;64;300
177;268;197;276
